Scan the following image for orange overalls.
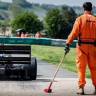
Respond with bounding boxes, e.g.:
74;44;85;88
66;12;96;87
35;33;41;38
25;33;29;37
21;33;25;37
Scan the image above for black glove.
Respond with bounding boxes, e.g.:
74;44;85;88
64;44;70;54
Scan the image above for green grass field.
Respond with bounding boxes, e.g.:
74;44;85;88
31;45;91;78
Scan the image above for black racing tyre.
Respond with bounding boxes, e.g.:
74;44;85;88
30;57;37;80
23;57;37;80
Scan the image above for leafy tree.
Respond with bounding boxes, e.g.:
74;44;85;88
40;4;56;11
8;4;24;18
32;3;40;7
0;5;9;10
0;2;10;10
12;0;26;4
60;6;77;38
11;11;43;34
44;6;77;39
0;19;9;36
44;8;61;38
12;0;32;8
0;10;10;20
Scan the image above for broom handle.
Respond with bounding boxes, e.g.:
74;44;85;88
51;53;66;83
48;53;66;89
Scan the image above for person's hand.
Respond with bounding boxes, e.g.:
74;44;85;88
64;44;70;54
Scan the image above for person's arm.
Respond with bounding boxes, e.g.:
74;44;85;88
66;17;81;44
64;17;81;54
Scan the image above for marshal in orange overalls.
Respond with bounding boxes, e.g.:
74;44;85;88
35;32;41;38
25;32;29;37
21;32;25;37
66;12;96;87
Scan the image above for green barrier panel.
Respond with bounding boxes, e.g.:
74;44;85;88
7;38;17;44
0;37;7;43
0;37;75;47
0;37;24;44
33;38;51;45
41;38;51;45
7;37;24;44
15;38;24;44
33;38;42;45
0;37;51;45
70;40;77;47
24;37;35;44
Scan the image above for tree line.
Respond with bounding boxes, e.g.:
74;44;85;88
0;0;96;38
0;0;96;21
0;5;77;39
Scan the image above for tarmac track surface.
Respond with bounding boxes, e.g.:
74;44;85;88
0;59;94;96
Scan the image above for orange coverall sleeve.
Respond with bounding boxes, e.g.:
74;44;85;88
66;17;81;44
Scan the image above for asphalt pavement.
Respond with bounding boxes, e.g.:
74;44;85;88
0;59;94;96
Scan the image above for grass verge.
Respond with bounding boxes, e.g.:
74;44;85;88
31;45;90;78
